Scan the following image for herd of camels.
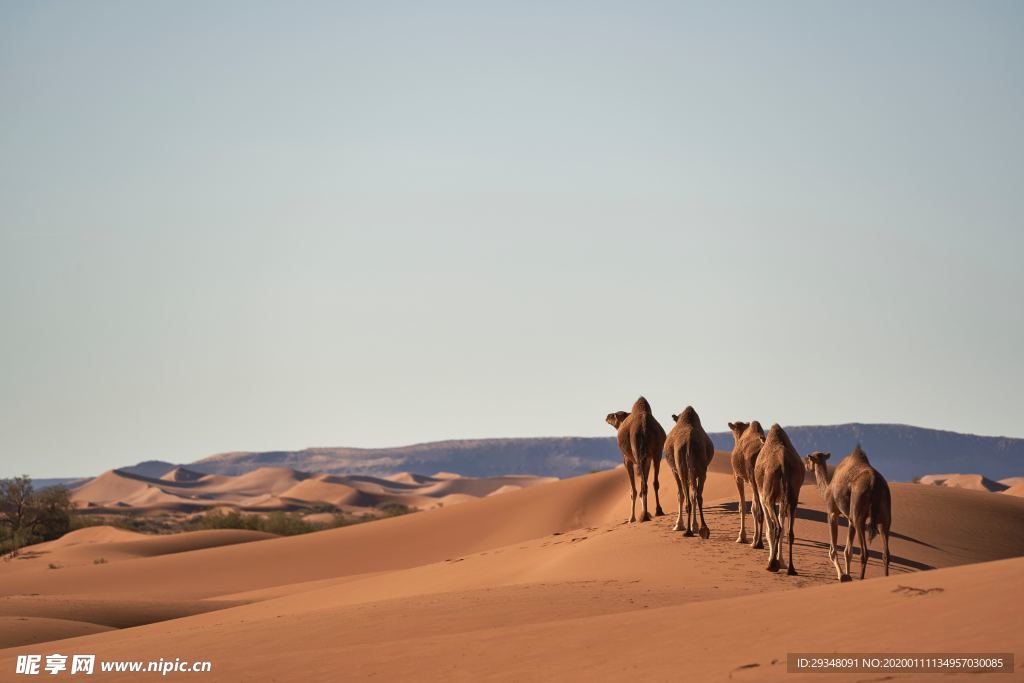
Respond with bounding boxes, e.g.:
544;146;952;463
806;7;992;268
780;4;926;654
605;397;892;582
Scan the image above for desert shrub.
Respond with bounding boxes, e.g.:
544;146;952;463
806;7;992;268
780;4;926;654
196;509;264;531
69;515;108;530
307;502;339;514
375;503;415;518
93;557;107;565
108;513;159;533
195;510;317;536
261;512;317;536
193;504;418;536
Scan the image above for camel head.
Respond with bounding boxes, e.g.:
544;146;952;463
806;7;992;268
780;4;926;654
804;451;831;472
727;421;750;438
605;411;629;429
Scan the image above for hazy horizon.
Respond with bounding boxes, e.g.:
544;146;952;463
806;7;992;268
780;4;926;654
3;2;1023;477
30;419;1024;481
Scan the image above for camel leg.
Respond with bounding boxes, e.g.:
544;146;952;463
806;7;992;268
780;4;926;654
827;512;847;582
653;451;665;517
772;504;783;566
625;461;637;523
881;525;890;577
857;521;869;580
638;458;652;522
696;477;710;539
751;485;765;549
735;478;747;544
682;483;695;537
688;485;698;535
785;502;797;576
772;505;783;568
763;500;780;572
672;462;686;532
843;518;854;578
759;499;771;560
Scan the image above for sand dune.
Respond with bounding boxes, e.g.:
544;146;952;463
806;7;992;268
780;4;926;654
0;527;274;578
918;472;1024;497
918;472;1008;492
69;466;555;516
998;477;1024;497
158;467;210;483
2;453;1022;679
0;617;114;650
10;455;1024;600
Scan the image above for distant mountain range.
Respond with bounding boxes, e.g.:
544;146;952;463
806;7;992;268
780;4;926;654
29;423;1024;487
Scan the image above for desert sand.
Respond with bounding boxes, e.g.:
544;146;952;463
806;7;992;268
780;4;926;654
70;467;555;516
2;453;1022;680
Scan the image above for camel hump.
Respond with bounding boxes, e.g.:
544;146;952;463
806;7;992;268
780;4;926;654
676;406;700;425
766;424;797;452
749;420;765;436
632;396;652;413
850;443;870;462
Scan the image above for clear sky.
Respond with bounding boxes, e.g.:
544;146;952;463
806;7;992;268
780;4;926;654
2;1;1023;477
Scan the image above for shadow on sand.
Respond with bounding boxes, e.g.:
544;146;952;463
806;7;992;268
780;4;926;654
709;501;935;572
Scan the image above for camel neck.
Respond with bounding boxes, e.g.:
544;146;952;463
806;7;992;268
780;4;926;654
813;465;831;502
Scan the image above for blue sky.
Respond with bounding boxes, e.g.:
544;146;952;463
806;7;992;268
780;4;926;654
2;1;1023;477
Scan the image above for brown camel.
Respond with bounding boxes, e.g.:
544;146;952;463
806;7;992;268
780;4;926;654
728;420;766;547
605;397;666;522
804;445;892;581
664;406;715;538
754;424;803;575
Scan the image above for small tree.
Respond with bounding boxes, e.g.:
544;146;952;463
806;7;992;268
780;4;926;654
32;486;74;541
0;476;75;555
0;476;37;554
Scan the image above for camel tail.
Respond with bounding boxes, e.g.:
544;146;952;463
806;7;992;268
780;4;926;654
685;440;697;497
665;444;678;479
778;471;794;524
631;418;648;469
868;473;892;541
863;471;879;541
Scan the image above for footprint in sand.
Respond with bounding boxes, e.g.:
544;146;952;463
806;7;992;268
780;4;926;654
892;585;944;597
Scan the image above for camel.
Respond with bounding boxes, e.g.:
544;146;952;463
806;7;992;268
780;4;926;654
804;445;892;581
605;397;666;522
664;406;715;538
728;420;766;547
754;424;803;575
